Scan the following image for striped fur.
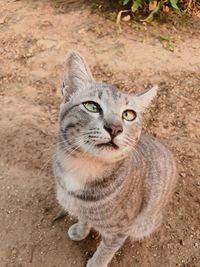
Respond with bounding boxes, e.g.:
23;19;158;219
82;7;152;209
53;51;177;267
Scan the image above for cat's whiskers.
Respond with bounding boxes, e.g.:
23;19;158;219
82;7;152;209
61;140;83;158
37;140;83;176
122;135;141;161
124;135;137;147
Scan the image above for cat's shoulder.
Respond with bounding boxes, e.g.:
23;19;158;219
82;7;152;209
138;132;174;159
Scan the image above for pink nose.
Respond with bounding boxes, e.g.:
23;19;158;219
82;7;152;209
104;124;123;138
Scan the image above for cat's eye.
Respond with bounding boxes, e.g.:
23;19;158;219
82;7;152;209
122;110;137;121
83;101;101;113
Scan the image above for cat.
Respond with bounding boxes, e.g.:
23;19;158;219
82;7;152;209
53;51;177;267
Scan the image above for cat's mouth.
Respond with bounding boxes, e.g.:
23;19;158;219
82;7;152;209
97;140;119;150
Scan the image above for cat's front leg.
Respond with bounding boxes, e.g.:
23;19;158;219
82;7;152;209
68;222;91;241
86;233;127;267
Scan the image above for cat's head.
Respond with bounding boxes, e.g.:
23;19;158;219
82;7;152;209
59;51;158;162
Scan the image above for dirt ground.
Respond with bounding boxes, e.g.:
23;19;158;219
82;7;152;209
0;1;200;267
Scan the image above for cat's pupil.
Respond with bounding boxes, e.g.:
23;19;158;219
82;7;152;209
124;111;129;118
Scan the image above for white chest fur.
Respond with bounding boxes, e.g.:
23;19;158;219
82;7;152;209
55;153;115;217
59;153;113;190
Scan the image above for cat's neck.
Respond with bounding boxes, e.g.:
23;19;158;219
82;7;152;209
58;150;126;189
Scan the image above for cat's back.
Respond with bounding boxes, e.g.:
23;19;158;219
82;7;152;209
135;133;177;209
137;133;176;172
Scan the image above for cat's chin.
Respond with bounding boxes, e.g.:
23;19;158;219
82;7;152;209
92;148;128;163
96;140;119;150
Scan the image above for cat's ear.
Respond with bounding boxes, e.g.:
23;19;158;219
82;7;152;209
61;50;94;99
134;85;158;113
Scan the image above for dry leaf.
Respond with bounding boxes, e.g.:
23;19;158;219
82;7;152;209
116;10;130;24
149;0;157;11
122;15;131;22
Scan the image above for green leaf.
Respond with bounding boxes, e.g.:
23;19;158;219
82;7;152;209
131;0;142;12
141;1;161;22
168;0;180;10
159;35;174;42
123;0;131;5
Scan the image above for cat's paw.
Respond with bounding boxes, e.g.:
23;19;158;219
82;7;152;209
68;223;90;241
86;258;107;267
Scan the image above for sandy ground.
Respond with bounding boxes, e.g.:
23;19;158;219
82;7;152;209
0;1;200;267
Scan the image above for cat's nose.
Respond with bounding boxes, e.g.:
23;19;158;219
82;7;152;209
104;124;123;138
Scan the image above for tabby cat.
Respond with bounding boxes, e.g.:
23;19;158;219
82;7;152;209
53;51;177;267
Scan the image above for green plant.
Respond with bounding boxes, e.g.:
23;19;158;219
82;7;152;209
159;35;176;51
121;0;182;21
